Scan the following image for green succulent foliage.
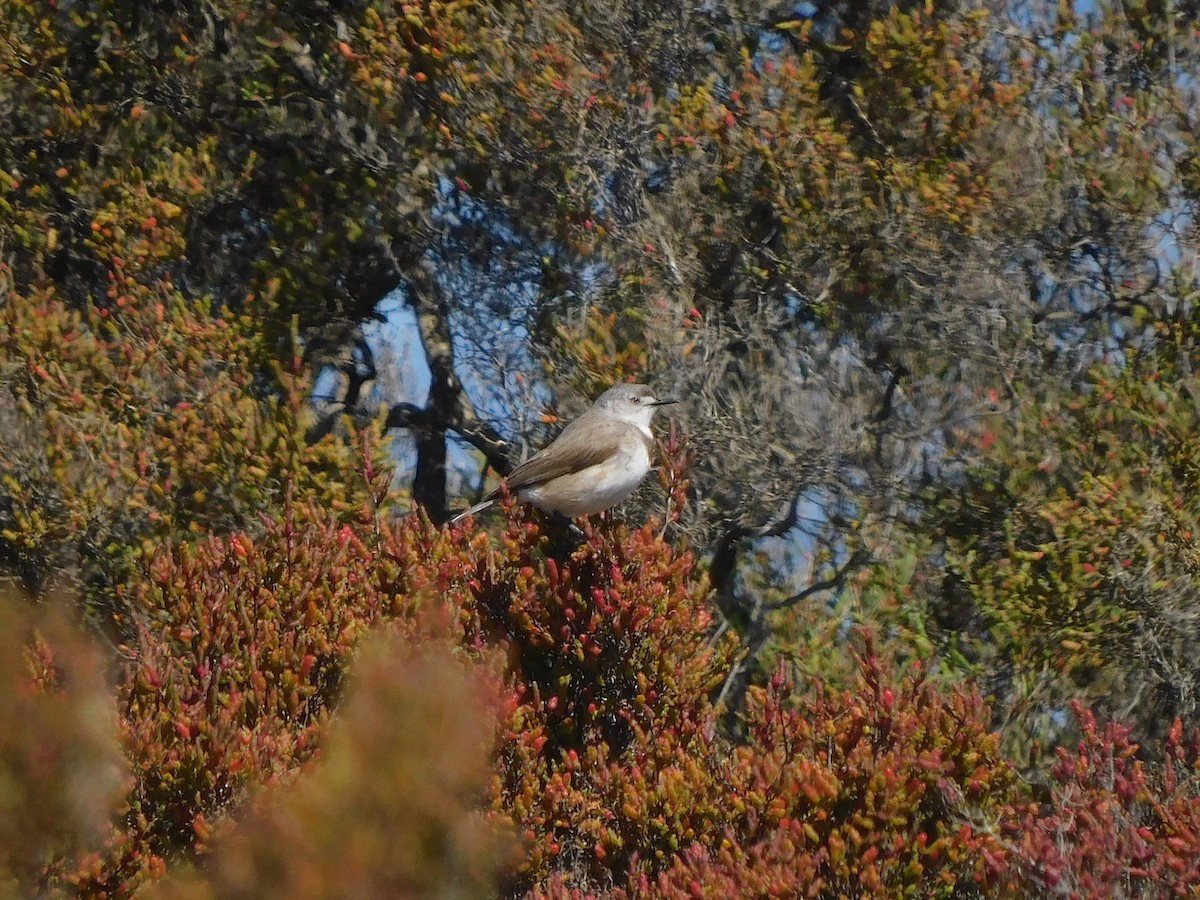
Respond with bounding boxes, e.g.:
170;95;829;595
923;316;1200;752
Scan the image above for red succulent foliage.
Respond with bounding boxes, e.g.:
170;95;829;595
1009;702;1200;896
5;462;1200;898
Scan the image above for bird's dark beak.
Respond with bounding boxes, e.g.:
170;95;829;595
652;397;679;406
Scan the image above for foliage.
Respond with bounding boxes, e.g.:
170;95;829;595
0;2;390;609
0;589;124;896
1009;703;1200;896
68;483;420;894
0;274;379;625
511;642;1025;897
918;317;1200;753
149;635;512;900
4;0;1200;896
0;458;1196;896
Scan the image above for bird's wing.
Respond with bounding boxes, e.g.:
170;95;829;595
502;415;636;492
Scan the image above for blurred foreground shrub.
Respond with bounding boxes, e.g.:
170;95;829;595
152;634;512;899
0;589;124;896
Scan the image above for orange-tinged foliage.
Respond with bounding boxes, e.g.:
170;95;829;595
1010;703;1200;895
506;643;1027;897
0;451;1195;896
0;590;124;894
147;636;514;900
0;277;375;607
7;471;1022;896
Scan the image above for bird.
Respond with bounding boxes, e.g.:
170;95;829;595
450;383;677;524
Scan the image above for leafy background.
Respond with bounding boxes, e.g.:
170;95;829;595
2;0;1200;896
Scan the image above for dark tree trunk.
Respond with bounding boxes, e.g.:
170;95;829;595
408;265;458;524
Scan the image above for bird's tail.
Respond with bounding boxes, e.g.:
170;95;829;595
449;498;496;526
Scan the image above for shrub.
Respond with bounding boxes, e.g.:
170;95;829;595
0;588;124;895
931;319;1200;754
468;510;1025;896
1009;703;1200;896
4;474;1199;898
73;493;427;894
149;633;512;900
0;280;374;615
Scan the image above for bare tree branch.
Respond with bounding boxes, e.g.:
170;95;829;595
383;401;516;477
765;547;870;612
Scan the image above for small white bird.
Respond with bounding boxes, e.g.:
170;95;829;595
450;383;677;524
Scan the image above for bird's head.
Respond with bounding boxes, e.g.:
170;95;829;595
594;383;678;428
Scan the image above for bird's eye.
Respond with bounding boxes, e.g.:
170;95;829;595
631;396;641;404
